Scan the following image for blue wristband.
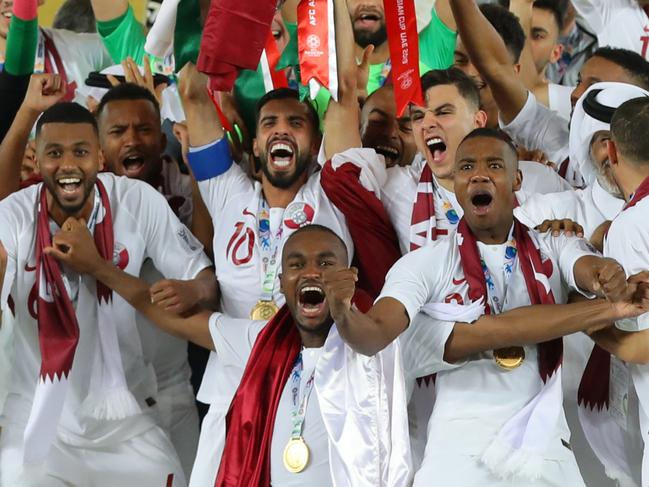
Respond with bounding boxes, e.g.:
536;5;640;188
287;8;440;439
188;138;233;181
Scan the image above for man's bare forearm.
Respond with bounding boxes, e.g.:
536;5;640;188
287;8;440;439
449;0;528;123
323;0;362;159
0;106;38;199
92;260;214;349
591;326;649;365
446;299;626;363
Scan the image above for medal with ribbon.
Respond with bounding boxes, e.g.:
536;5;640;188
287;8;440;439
480;228;525;370
251;198;282;321
283;352;316;473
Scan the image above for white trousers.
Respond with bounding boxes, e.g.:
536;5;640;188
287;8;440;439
0;423;187;487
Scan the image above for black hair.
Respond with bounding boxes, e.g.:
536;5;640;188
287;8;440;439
283;224;349;260
590;47;649;91
255;88;320;135
35;102;98;138
611;96;649;165
459;127;519;161
421;68;481;111
96;82;161;119
480;4;526;64
533;0;564;32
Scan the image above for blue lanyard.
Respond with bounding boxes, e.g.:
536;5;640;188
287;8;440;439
481;228;517;313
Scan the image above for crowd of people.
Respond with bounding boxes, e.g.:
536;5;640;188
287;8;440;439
1;0;649;485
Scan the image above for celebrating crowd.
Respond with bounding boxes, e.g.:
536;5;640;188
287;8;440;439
1;0;649;486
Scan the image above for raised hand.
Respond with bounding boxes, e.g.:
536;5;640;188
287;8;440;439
44;218;104;275
177;62;210;104
323;267;358;322
109;56;168;106
22;73;67;115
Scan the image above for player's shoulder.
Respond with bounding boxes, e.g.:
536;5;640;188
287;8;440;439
398;232;456;268
0;183;41;224
609;199;649;237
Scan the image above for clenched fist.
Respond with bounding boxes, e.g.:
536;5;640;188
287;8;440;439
594;258;629;303
323;267;358;322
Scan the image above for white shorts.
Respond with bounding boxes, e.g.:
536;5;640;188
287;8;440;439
0;424;187;487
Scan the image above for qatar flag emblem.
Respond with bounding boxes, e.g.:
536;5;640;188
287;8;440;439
283;202;315;230
112;243;129;270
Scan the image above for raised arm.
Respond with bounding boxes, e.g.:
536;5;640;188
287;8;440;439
449;0;528;123
323;0;365;159
44;218;215;350
178;63;224;147
435;0;457;32
0;74;66;200
325;259;644;357
508;0;545;91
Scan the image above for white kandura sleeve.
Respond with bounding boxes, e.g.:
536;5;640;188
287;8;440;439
500;92;569;165
208;313;267;367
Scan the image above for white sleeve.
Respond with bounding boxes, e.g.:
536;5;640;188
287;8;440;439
0;200;17;310
570;0;624;33
398;313;461;382
377;248;436;322
137;183;212;279
208;312;266;367
329;147;388;195
545;234;600;295
500;92;570;165
197;159;251;223
514;190;579;229
519;160;573;194
605;212;649;331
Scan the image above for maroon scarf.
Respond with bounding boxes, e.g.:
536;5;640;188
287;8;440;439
319;160;401;299
35;179;113;379
457;218;562;382
409;164;438;251
198;0;277;91
24;180;114;466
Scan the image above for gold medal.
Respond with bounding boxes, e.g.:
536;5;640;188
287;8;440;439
283;436;310;473
250;300;279;320
494;346;525;370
